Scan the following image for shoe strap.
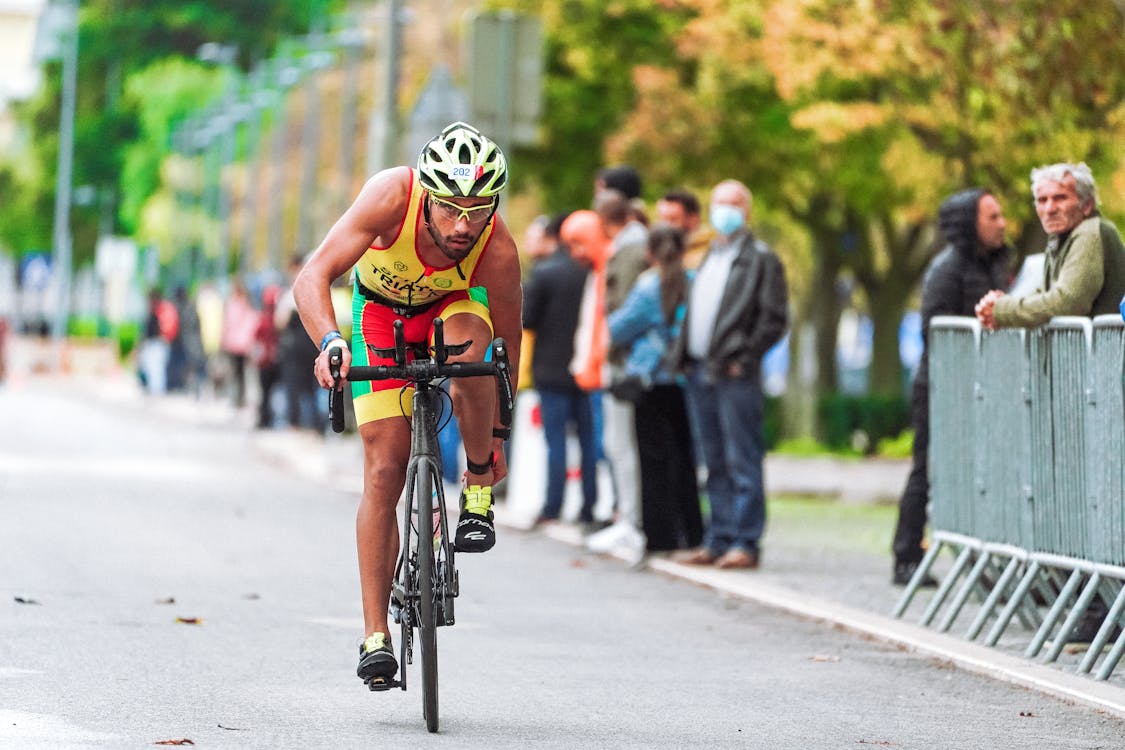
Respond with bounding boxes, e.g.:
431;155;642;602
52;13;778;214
462;484;492;516
363;632;390;653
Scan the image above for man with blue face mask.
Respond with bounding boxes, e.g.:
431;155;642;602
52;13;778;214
666;179;789;570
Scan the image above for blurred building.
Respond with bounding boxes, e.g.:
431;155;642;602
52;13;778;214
0;0;43;146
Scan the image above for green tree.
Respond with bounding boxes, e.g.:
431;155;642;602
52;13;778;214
492;0;696;209
0;0;339;264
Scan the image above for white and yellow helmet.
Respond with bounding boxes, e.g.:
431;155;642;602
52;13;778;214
417;121;508;198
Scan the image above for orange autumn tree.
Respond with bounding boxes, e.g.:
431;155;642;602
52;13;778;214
610;0;1125;398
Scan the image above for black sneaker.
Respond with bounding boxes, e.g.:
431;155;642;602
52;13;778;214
455;485;495;552
357;632;397;683
893;560;938;588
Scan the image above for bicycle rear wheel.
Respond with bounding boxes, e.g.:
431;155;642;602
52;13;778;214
415;463;440;733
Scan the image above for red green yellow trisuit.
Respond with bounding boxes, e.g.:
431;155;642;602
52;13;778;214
350;169;496;425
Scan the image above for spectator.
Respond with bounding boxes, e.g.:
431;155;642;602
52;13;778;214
172;286;206;397
892;188;1013;587
586;188;650;556
656;189;714;269
220;280;257;409
276;256;321;429
596;165;648;226
976;162;1125;329
667;179;789;570
975;162;1125;643
138;287;178;395
608;225;703;554
524;211;600;527
595;165;642;202
253;285;282;429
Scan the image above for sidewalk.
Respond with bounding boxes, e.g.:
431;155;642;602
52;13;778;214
8;339;1124;717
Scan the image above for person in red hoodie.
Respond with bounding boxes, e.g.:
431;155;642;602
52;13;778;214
253;285;282;429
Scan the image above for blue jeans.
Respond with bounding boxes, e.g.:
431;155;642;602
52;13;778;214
538;387;598;522
437;382;463;484
685;367;766;554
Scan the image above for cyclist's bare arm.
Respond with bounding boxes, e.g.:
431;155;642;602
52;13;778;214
295;166;412;389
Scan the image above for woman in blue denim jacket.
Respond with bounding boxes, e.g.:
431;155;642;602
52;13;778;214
608;226;703;552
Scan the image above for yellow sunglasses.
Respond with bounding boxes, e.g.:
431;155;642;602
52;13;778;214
428;194;497;225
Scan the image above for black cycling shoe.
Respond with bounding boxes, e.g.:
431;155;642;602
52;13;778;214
455;485;495;552
357;632;397;683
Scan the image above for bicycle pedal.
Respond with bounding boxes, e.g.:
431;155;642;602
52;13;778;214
365;675;400;692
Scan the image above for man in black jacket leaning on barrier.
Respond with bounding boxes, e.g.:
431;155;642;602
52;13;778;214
892;188;1013;586
668;178;789;570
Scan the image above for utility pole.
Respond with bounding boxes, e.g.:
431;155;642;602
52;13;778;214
367;0;403;174
46;0;79;340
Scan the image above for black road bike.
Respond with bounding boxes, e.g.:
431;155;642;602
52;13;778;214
328;318;513;733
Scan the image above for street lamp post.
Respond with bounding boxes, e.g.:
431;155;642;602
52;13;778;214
295;41;335;255
39;0;79;340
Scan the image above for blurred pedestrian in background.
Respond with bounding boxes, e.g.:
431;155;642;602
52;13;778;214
276;255;322;429
608;225;703;555
138;287;178;395
656;189;713;269
587;188;650;555
220;279;257;409
669;179;789;570
196;282;225;397
253;285;282;429
524;211;600;527
892;188;1013;586
172;286;206;398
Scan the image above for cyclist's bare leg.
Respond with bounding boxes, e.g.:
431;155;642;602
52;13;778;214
442;312;500;483
357;417;411;638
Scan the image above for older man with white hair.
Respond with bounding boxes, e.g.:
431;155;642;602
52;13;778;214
976;162;1125;329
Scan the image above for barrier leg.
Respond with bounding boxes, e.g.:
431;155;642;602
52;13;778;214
920;545;973;627
892;542;944;619
986;561;1040;647
1026;568;1084;659
1043;572;1102;663
965;555;1021;641
1084;584;1125;676
938;550;992;633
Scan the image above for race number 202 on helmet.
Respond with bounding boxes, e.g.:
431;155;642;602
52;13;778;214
417;122;508;198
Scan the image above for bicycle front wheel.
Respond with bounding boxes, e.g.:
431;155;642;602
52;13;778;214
415;463;440;733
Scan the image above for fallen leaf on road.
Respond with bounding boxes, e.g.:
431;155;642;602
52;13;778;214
153;739;194;746
155;597;176;605
218;724;246;731
175;617;202;625
13;597;41;605
809;654;840;662
570;559;587;568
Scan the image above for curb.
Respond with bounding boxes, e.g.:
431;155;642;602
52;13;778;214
517;515;1125;720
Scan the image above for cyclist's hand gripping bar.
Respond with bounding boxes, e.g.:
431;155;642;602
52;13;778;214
328;348;345;434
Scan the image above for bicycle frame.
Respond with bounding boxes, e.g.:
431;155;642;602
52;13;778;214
327;317;512;733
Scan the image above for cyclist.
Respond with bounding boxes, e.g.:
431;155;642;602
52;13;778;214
295;122;522;685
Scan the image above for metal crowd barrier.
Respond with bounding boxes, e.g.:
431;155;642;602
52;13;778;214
893;315;1125;681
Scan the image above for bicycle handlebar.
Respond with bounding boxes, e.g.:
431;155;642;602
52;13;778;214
327;318;514;435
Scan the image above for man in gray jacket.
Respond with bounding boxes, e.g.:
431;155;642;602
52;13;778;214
668;179;788;569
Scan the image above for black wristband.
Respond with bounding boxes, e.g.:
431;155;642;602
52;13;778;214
492;427;511;441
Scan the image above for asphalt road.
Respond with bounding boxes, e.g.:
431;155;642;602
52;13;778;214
2;379;1124;749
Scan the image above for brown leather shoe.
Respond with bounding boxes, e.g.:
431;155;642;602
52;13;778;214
715;548;760;570
673;547;718;566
